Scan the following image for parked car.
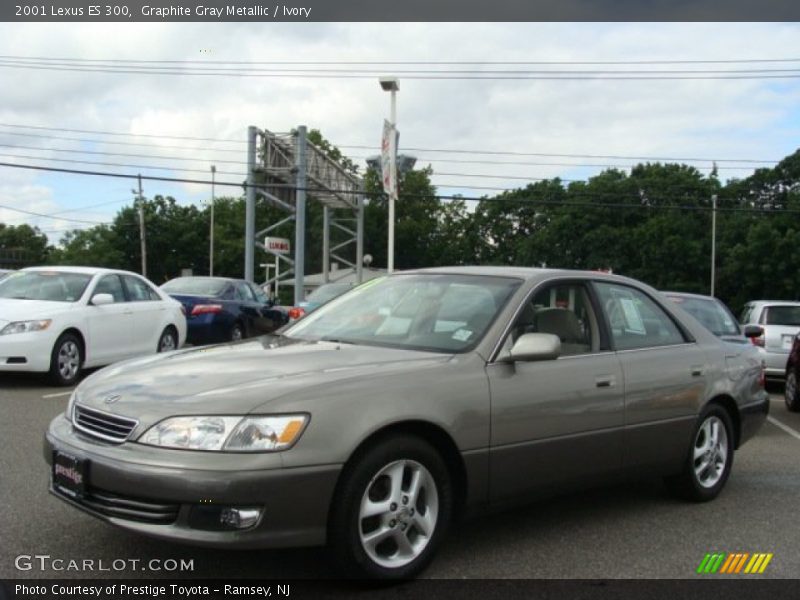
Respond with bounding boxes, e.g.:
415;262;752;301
161;276;289;345
662;291;762;345
0;266;185;385
784;333;800;412
46;267;768;579
298;281;354;314
740;300;800;378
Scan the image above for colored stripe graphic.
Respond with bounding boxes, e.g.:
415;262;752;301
699;552;772;575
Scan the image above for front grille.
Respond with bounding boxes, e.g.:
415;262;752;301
54;486;179;524
73;405;138;443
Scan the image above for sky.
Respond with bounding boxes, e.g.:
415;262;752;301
0;22;799;244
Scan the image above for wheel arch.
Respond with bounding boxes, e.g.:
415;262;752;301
57;327;86;363
704;394;741;449
328;420;469;525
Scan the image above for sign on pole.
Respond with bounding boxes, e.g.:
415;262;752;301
264;236;291;254
381;119;399;198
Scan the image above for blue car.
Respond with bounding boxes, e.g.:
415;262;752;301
162;276;289;345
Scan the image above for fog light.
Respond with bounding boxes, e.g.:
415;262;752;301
219;507;261;529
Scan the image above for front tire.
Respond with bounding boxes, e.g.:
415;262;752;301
329;435;453;580
666;404;734;502
49;333;83;386
785;370;800;412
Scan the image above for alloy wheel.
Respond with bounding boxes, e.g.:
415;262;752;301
693;415;728;489
58;341;80;381
358;459;439;569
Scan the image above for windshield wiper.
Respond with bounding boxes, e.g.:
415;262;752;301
320;336;355;345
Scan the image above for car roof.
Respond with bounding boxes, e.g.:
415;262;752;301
403;266;644;287
745;300;800;307
22;266;142;277
662;291;720;302
168;276;239;282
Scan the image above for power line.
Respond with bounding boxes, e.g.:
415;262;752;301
0;123;781;165
1;60;800;80
0;160;795;214
4;55;800;65
0;143;249;166
0;122;247;144
0;129;245;154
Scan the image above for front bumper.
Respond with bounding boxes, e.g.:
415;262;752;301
44;414;342;549
0;330;55;372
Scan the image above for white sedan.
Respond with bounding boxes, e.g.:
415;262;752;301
0;266;186;385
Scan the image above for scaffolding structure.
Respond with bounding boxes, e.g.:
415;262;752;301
244;125;365;304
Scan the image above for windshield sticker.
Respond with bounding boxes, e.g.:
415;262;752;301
619;298;647;334
452;329;473;342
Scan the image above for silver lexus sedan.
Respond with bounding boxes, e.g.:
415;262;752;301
45;267;769;580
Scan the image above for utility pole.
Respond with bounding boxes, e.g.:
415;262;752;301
134;174;147;278
209;165;216;276
710;194;717;297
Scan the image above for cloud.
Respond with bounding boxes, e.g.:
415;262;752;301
0;21;798;229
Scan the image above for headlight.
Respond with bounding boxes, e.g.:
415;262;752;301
0;319;51;335
139;415;308;452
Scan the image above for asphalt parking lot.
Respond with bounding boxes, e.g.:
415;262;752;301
1;374;798;580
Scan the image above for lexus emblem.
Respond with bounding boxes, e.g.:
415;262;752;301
103;394;121;404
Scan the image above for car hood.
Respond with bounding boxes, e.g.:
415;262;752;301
73;336;451;426
0;298;73;326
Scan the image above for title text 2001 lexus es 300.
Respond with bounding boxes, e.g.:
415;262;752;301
45;267;768;580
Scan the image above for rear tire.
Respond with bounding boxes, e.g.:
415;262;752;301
49;333;83;386
229;322;244;342
785;370;800;412
665;404;734;502
157;327;178;353
329;435;453;580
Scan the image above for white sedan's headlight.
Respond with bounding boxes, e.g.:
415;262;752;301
139;415;308;452
0;319;51;335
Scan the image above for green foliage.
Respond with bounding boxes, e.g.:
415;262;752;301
0;223;50;266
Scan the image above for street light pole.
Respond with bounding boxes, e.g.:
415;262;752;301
209;165;216;276
380;77;399;273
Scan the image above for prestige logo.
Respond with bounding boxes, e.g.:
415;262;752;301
53;464;83;486
697;552;773;574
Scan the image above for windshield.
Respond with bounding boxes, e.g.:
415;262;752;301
666;295;740;336
307;283;353;304
766;305;800;326
0;271;92;302
286;273;521;353
162;277;228;296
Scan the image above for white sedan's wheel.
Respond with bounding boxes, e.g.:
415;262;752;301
157;328;177;353
49;333;83;386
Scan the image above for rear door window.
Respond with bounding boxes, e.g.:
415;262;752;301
765;306;800;326
595;282;686;350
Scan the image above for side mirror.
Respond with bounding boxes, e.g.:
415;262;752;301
91;293;114;306
501;333;561;362
743;324;763;339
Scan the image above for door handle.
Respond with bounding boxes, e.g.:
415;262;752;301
595;375;616;388
690;365;705;377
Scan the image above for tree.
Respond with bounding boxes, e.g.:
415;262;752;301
0;223;50;267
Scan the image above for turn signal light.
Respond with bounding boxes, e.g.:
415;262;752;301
287;307;305;320
751;335;765;348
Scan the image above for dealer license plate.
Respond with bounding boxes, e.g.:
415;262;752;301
52;450;87;498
